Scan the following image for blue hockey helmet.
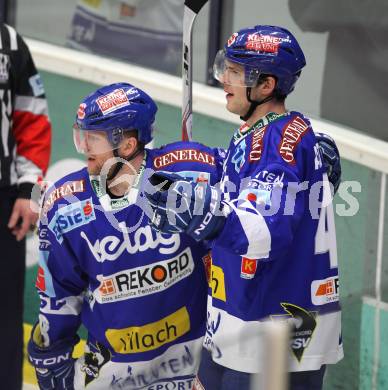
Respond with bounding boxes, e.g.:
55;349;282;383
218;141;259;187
213;25;306;96
74;83;157;154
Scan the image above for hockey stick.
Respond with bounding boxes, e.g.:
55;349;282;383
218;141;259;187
182;0;208;141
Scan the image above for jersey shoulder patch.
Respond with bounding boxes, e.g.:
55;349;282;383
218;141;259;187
278;113;311;165
41;168;88;217
248;125;268;163
150;141;216;170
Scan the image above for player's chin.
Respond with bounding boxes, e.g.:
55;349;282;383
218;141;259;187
226;101;241;115
87;158;101;175
225;99;233;111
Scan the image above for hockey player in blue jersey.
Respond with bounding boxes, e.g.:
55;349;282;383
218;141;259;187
27;83;226;390
146;26;343;390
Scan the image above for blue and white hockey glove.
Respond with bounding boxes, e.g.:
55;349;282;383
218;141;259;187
316;132;342;194
145;171;226;241
28;323;79;390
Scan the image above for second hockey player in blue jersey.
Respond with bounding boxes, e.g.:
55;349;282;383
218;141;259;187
27;83;224;390
146;25;343;390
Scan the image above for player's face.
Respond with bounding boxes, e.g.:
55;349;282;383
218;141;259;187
81;132;114;175
86;148;115;176
222;61;250;115
75;130;113;155
74;129;120;176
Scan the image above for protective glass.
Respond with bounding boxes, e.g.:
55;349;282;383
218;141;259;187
73;125;123;155
213;49;261;87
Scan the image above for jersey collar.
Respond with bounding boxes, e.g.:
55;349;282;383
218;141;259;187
233;111;289;145
89;151;147;211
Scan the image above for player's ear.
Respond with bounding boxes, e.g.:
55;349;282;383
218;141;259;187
258;76;277;97
121;135;138;158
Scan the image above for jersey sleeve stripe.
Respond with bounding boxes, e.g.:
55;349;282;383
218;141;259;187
15;96;49;116
12;110;51;175
4;24;18;50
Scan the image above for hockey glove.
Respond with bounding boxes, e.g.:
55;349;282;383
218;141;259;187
28;322;79;390
145;171;225;241
316;132;342;194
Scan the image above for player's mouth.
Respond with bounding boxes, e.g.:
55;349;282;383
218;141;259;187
225;91;234;100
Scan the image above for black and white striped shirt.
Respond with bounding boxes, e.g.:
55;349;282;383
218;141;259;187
0;23;51;198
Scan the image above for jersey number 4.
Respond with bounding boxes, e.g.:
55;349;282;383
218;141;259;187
315;174;338;269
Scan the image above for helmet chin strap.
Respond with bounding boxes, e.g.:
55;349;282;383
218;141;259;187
106;147;143;181
240;87;274;122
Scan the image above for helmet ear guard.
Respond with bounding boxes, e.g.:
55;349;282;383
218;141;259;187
109;128;124;146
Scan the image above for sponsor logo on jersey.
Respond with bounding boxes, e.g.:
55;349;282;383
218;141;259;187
233;124;250;144
249;125;267;162
231;139;246;173
110;372;196;390
111;197;130;209
105;306;190;353
90;178;133;210
94;247;194;302
279;116;310;165
43;180;85;215
204;310;222;359
0;54;10;83
36;251;56;297
36;266;46;292
240;257;258;279
227;32;238;47
311;276;339;305
90;178;103;197
239;188;272;206
138;377;195;390
253;170;285;185
233;112;287;145
246;34;283;53
153;149;215;169
39;295;82;315
271;303;317;362
239;123;250;134
109;342;198;388
48;198;96;243
177;170;210;183
81;222;180;262
210;264;226;302
202;252;212;283
39;241;51;250
113;375;195;390
39;228;51;250
96;88;130;115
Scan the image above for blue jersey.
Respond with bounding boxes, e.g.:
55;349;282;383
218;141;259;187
204;112;343;373
36;141;223;390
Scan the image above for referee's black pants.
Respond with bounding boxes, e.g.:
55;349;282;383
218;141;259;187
0;190;26;390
